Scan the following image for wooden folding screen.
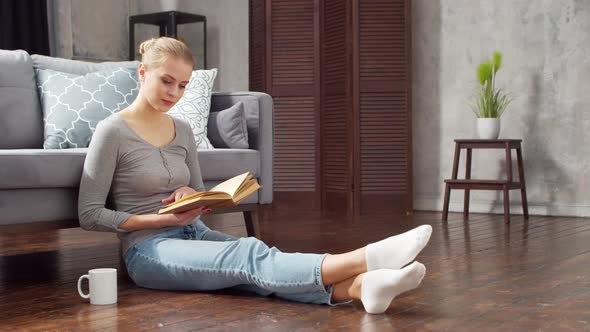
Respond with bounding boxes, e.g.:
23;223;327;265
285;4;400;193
249;0;412;215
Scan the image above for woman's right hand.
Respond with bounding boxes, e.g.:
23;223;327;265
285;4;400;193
162;206;212;227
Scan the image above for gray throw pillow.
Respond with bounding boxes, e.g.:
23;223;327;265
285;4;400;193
207;102;249;149
35;67;139;149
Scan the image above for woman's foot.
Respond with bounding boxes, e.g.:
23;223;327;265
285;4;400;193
365;225;432;271
360;262;426;314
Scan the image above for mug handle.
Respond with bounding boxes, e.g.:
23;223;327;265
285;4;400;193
77;274;90;299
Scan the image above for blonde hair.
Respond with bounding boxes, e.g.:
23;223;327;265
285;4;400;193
138;37;194;69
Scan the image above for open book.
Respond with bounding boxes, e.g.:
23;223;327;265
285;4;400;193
158;172;261;214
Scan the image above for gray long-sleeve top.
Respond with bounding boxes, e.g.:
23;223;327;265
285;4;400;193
78;113;205;255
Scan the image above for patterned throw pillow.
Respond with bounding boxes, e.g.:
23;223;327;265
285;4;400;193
35;68;139;149
168;68;217;149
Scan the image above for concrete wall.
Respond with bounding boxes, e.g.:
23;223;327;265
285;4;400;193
413;0;590;217
49;0;248;91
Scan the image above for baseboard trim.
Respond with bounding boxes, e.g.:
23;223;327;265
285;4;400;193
415;196;590;218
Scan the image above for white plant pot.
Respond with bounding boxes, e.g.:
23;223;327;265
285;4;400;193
160;0;178;11
477;118;501;139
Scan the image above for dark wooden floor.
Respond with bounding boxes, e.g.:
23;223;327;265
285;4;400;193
1;210;589;331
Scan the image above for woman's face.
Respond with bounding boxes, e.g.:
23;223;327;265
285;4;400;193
139;56;193;113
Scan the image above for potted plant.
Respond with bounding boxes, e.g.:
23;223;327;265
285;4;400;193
469;51;512;139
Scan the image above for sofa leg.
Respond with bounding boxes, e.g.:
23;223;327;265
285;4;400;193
243;210;260;238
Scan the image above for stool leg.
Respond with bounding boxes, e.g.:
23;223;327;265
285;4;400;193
516;146;529;219
463;191;470;220
503;184;510;224
463;148;472;220
505;143;513;183
452;143;461;179
443;142;461;222
442;183;451;221
504;143;513;224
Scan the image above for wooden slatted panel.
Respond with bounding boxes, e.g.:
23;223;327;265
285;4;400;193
270;0;319;199
249;0;266;92
360;92;407;193
323;0;347;90
274;97;316;191
359;0;406;83
271;0;315;85
323;94;349;192
359;0;411;212
322;0;350;194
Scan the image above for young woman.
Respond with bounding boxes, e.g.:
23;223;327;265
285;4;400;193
78;37;432;314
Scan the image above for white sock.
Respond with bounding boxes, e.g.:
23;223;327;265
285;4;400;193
365;225;432;271
360;262;426;314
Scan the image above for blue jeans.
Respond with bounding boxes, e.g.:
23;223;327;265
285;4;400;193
124;219;339;305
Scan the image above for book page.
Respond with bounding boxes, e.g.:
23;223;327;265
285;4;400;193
233;180;261;203
209;172;251;197
235;173;253;195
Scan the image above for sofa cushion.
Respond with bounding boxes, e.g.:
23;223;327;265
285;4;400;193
0;148;260;189
0;149;87;189
31;54;139;75
207;102;249;149
195;149;260;181
35;68;139;148
0;49;44;149
168;69;217;149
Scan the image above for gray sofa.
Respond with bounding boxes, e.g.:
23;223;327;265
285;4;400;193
0;49;273;226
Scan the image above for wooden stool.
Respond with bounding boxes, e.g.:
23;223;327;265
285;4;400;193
442;139;529;224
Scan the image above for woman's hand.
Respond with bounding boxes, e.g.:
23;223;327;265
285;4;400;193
161;186;197;204
161;206;212;227
157;187;212;227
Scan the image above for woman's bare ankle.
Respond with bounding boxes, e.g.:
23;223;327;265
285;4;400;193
357;247;368;273
331;273;364;303
347;274;364;300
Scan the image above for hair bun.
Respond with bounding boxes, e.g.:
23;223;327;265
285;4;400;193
137;37;194;69
139;38;156;55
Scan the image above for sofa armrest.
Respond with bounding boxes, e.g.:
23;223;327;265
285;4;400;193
210;92;273;204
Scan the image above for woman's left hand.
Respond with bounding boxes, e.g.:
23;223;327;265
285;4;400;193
161;186;197;204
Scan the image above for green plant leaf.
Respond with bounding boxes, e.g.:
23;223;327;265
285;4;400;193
493;51;502;73
477;62;493;85
469;51;512;118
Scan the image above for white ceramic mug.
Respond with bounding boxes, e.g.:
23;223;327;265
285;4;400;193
77;268;118;305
